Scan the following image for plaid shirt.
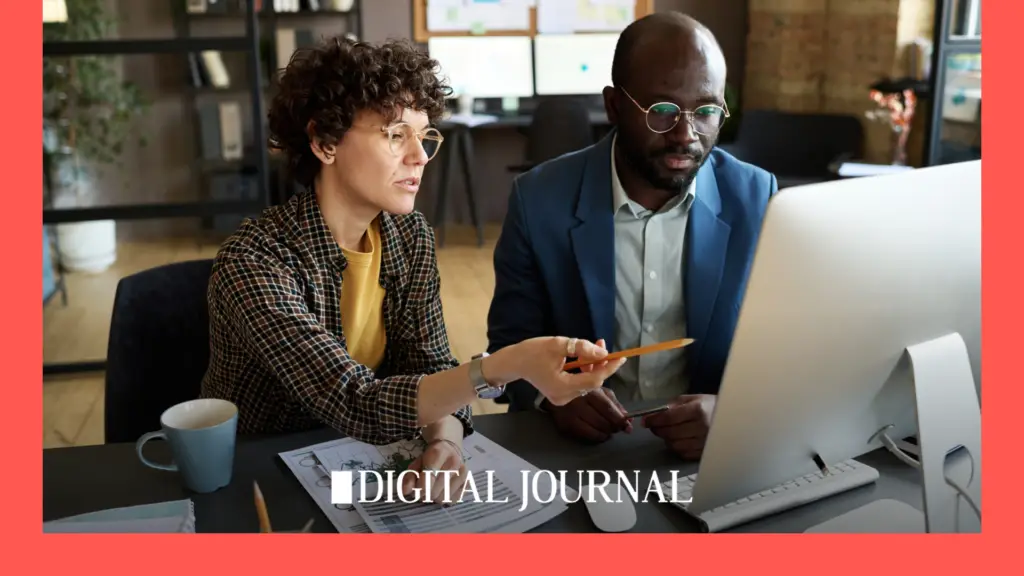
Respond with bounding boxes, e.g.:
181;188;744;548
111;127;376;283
200;190;472;443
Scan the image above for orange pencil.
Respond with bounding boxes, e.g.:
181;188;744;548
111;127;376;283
254;481;272;533
563;338;695;371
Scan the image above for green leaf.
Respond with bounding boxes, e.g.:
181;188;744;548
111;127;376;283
42;0;149;174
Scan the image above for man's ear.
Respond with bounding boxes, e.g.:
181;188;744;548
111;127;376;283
602;86;619;125
307;120;336;165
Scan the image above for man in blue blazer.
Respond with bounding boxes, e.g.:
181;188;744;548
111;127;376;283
486;13;777;459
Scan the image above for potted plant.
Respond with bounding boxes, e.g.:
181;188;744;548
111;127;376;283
43;0;147;273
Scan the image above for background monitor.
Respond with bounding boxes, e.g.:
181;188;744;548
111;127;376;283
427;36;534;99
533;33;619;96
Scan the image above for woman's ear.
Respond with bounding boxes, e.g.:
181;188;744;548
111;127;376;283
307;120;336;165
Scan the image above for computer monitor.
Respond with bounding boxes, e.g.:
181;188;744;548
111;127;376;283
686;161;981;531
533;33;619;96
427;36;534;99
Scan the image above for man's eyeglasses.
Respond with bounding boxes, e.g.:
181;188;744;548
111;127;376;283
381;122;444;161
620;87;730;136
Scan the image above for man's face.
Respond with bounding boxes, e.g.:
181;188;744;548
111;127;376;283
606;36;728;193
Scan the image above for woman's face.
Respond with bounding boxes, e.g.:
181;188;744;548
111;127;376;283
318;107;439;216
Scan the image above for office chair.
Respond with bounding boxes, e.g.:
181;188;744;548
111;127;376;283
508;97;595;172
104;259;214;444
718;109;864;189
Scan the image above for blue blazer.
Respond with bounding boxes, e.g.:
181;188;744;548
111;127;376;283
486;131;778;411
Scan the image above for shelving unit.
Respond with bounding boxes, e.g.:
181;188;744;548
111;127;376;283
42;0;267;377
42;0;362;377
175;0;363;231
925;0;981;166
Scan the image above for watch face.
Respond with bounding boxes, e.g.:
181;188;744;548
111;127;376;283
477;386;505;400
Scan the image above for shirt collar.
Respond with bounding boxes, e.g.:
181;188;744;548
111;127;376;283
611;133;696;217
296;189;406;283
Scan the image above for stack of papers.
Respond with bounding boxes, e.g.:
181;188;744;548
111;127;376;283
43;500;196;533
280;433;574;534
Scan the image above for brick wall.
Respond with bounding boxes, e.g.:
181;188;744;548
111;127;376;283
743;0;934;164
744;0;828;112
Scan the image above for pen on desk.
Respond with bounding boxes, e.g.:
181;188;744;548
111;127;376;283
254;480;272;533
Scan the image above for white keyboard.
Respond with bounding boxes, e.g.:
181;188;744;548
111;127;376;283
662;459;880;532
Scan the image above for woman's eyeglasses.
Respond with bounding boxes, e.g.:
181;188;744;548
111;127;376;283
620;87;730;135
381;122;444;161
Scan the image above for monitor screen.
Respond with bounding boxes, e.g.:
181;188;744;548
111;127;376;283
533;34;619;96
427;36;535;99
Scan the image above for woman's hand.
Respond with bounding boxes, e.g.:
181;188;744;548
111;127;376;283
401;438;468;506
485;337;627;406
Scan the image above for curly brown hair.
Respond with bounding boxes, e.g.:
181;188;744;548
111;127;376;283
267;36;452;188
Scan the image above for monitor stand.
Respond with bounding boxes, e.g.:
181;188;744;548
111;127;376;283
805;332;981;533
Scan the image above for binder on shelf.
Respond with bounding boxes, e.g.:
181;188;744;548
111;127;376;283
186;0;208;14
218;101;244;160
197;103;223;160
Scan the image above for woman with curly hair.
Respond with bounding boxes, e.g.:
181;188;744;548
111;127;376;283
200;37;625;500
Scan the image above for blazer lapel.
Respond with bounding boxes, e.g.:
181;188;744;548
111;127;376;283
686;157;732;365
570;133;616;344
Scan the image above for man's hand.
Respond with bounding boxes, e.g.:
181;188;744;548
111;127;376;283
642;394;716;460
402;438;469;506
547;387;633;443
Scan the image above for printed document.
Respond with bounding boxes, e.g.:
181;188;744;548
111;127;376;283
279;433;573;534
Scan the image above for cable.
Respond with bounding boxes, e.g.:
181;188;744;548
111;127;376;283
877;429;921;468
944;473;982;519
874;425;981;527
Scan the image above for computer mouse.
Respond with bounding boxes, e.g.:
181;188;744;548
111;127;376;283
580;484;637;532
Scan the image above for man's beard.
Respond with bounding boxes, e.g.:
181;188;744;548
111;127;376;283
621;136;714;193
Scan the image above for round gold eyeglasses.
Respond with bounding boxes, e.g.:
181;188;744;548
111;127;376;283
381;122;444;161
620;87;730;136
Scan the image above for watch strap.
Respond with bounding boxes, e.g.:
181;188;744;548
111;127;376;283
470;353;505;398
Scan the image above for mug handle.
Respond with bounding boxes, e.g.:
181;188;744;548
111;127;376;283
136;431;178;472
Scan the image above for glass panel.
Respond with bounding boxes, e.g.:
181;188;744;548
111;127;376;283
933;51;981;165
949;0;981;39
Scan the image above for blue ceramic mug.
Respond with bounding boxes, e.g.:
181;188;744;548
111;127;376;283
136;398;238;494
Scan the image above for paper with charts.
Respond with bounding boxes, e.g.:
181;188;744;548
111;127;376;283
537;0;636;34
279;433;575;534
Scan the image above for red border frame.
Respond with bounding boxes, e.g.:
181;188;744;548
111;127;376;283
19;1;1012;573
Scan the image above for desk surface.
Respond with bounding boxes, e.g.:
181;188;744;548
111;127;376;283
43;410;923;533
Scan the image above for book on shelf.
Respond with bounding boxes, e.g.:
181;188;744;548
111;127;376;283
201;51;231;88
187;0;266;14
187;51;231;89
274;0;354;12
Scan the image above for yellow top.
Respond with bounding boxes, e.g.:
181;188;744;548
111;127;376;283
339;217;388;371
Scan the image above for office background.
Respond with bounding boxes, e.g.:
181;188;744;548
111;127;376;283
42;0;981;448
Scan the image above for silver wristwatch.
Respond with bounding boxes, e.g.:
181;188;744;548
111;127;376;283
470;352;505;400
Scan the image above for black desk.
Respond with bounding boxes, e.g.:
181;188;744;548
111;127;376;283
432;111;611;247
42;410;923;533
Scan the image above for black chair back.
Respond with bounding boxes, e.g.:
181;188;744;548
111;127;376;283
722;110;864;182
527;98;595;164
104;259;214;444
509;98;595;172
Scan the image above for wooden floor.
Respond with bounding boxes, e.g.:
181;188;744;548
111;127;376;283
42;224;508;449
